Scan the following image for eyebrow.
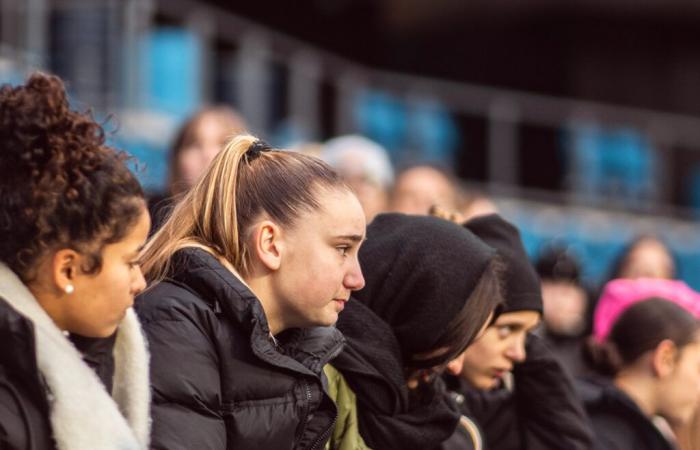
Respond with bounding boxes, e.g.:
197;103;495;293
497;320;540;331
333;234;365;243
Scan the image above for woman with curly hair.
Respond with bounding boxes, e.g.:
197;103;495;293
0;73;151;450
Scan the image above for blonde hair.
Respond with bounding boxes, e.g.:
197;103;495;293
141;134;348;283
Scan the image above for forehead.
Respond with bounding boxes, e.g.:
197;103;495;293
105;208;150;253
293;187;366;237
630;239;671;260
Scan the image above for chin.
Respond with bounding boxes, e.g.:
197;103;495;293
320;314;339;327
68;326;116;339
463;375;492;391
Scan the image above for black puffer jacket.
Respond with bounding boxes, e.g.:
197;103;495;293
578;378;676;450
135;247;344;450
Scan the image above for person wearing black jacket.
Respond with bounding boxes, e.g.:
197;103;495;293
581;292;700;450
136;135;367;449
0;73;151;450
327;213;505;450
443;214;593;450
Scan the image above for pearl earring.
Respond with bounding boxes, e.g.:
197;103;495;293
64;284;74;295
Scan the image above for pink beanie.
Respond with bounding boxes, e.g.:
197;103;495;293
594;278;700;343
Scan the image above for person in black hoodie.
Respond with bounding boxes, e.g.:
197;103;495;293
136;134;367;449
442;214;593;450
0;73;151;450
581;296;700;450
327;213;505;450
535;245;593;378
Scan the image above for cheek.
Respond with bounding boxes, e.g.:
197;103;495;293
178;150;203;177
459;359;496;389
94;268;132;308
462;344;493;373
282;250;340;305
667;369;700;413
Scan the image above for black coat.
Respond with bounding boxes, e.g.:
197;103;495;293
0;298;117;450
135;247;344;450
445;335;593;450
0;297;55;450
578;378;677;450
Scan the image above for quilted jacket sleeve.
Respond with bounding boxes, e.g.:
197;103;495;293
136;291;227;450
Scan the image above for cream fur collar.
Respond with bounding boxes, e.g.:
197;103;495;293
0;263;150;450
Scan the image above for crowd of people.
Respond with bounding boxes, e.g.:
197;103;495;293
1;72;700;450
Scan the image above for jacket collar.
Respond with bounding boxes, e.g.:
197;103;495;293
169;247;345;376
0;263;150;450
579;377;673;446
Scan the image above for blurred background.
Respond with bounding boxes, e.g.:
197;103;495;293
3;0;700;289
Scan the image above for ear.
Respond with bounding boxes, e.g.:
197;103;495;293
51;249;82;294
446;353;466;376
251;220;283;271
651;339;678;378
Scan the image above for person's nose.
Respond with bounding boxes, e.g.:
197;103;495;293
345;256;365;291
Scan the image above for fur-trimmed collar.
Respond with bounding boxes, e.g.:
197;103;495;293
0;263;150;450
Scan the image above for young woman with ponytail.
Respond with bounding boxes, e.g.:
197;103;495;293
581;279;700;450
135;135;367;449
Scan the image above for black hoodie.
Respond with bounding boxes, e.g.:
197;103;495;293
333;213;497;450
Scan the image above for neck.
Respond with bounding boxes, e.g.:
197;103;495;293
614;371;658;418
218;258;285;336
26;282;69;332
245;276;285;335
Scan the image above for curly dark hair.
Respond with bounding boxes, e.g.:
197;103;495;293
0;72;145;281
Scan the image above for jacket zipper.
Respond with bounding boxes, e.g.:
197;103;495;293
308;413;337;450
294;379;313;448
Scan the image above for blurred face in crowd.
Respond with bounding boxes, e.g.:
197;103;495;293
447;310;540;390
618;237;674;280
335;148;390;221
390;166;456;215
654;337;700;426
541;280;588;336
460;195;499;221
345;175;388;223
177;111;243;190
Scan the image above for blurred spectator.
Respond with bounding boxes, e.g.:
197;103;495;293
442;215;592;450
292;141;324;158
149;106;246;231
608;235;676;282
390;164;458;215
321;135;394;222
459;189;499;220
580;280;700;450
535;245;592;377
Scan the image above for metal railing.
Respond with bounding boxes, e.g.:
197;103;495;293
4;0;700;215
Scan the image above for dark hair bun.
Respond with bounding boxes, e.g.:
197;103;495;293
584;337;623;377
0;72;144;280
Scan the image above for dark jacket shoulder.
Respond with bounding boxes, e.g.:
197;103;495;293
136;247;344;450
578;378;675;450
0;298;54;450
